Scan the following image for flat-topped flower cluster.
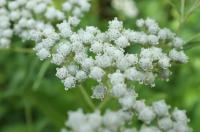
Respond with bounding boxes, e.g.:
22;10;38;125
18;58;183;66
30;17;188;97
0;0;90;48
62;91;191;132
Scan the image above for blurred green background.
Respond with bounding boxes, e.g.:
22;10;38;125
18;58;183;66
0;0;200;131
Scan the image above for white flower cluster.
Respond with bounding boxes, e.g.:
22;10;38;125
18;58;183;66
112;0;138;18
31;17;188;96
0;0;13;48
62;94;191;132
0;0;90;48
62;0;91;17
117;89;191;132
62;109;131;132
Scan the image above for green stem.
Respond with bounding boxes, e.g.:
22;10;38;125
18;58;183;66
180;0;185;23
186;33;200;43
177;0;185;31
0;47;34;54
33;61;51;91
183;41;200;50
79;85;96;111
98;80;112;110
185;0;200;20
98;96;111;110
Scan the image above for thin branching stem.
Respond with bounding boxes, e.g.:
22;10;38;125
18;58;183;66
98;96;111;110
33;61;51;91
79;85;96;111
185;0;200;20
97;80;112;110
177;0;185;31
186;33;200;43
180;0;185;23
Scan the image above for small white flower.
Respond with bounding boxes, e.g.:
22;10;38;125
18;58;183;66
90;41;103;54
67;109;86;130
140;126;161;132
10;11;20;21
169;49;188;63
116;56;131;71
173;37;184;49
95;54;113;68
33;3;47;14
172;122;191;132
57;42;71;56
152;100;170;117
102;110;125;131
68;16;80;26
133;100;146;112
81;58;94;70
72;7;82;17
90;66;105;82
56;67;68;80
119;93;136;109
51;53;65;65
62;2;72;11
57;21;72;38
158;55;171;69
87;111;102;129
67;64;79;76
91;85;107;100
111;83;127;97
139;57;153;70
158;28;173;40
138;107;155;124
148;35;159;45
109;71;125;85
36;48;50;60
136;19;145;28
125;54;138;66
114;35;130;48
158;117;173;130
76;70;87;81
0;0;6;6
108;17;123;30
124;67;140;81
79;0;91;12
172;108;189;124
63;76;76;90
45;7;57;20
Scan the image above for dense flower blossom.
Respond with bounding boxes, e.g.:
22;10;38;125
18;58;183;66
0;0;13;48
62;90;191;132
30;17;188;97
0;0;90;48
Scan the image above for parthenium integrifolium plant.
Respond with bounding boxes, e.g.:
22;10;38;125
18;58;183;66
29;16;190;131
1;0;191;131
0;0;90;48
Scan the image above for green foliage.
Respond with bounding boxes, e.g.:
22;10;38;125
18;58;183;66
0;0;200;131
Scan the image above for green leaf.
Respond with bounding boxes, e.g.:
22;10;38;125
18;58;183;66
183;41;200;50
